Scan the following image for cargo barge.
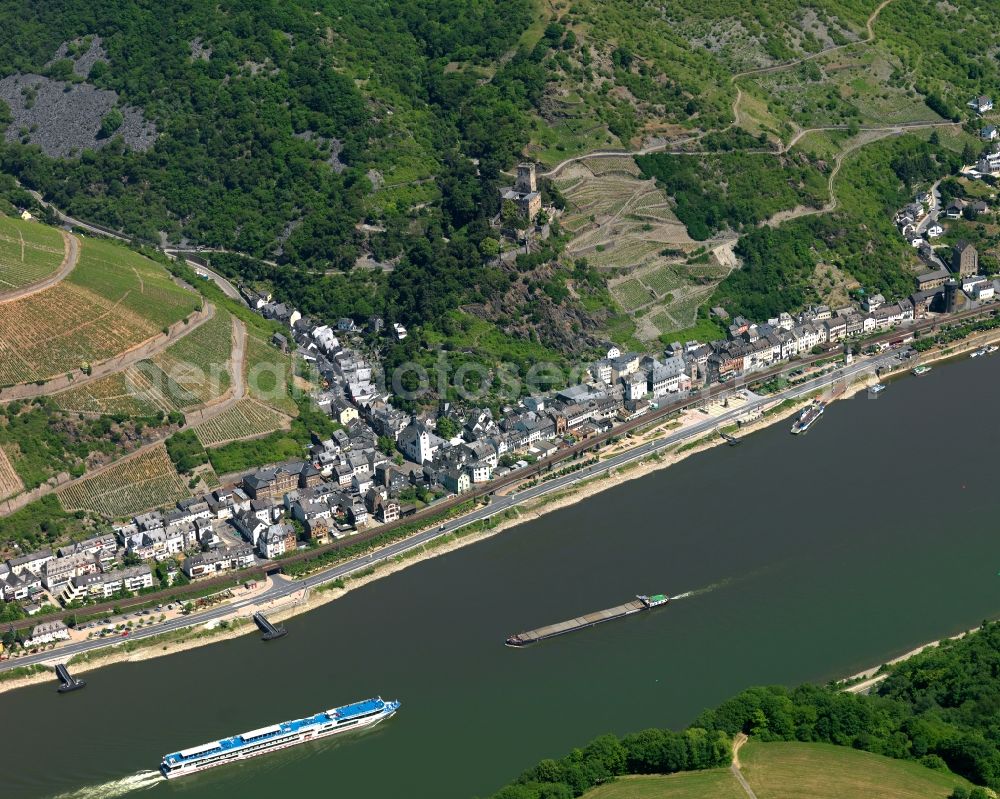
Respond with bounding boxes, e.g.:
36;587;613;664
505;594;668;647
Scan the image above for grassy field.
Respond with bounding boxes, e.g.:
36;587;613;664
0;236;201;387
583;771;744;799
583;741;973;799
740;741;971;799
0;214;65;292
58;444;189;519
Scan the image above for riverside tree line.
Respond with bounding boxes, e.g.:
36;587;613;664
485;620;1000;798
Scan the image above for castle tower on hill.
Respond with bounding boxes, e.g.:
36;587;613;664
499;163;542;222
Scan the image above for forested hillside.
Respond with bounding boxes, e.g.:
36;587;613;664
0;0;997;355
0;0;539;263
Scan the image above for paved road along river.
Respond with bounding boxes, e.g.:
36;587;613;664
2;356;1000;799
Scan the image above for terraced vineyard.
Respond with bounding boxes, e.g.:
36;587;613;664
195;398;291;447
0;214;65;292
584;156;642;177
246;333;298;415
0;236;201;387
613;279;655;311
642;264;686;297
586;240;663;269
53;370;164;417
142;307;233;409
58;445;189;518
0;445;24;500
67;238;201;329
55;308;234;415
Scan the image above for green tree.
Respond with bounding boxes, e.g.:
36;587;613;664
435;416;458;439
98;108;124;139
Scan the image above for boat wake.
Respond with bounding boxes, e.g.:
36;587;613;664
670;577;734;601
49;770;161;799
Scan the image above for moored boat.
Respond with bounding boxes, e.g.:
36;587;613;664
791;401;825;435
869;383;886;394
160;697;400;779
912;365;931;376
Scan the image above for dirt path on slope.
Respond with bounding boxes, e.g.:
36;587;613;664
731;734;759;799
763;122;960;228
183;316;249;426
0;229;80;303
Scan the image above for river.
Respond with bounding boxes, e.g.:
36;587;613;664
3;357;1000;799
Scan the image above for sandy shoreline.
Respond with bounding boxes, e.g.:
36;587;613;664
3;324;999;695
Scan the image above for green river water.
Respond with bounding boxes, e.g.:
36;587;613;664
2;357;999;799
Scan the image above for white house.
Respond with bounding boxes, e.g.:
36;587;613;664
468;461;493;484
41;552;100;591
648;356;686;397
25;620;70;648
398;418;444;464
863;293;885;312
60;566;153;603
977;151;1000;175
969;95;994;115
7;549;53;576
962;275;988;293
182;545;255;579
624;373;647;401
974;283;995;301
257;524;294;559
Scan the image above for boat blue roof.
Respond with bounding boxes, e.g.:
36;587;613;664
162;698;387;765
335;698;383;719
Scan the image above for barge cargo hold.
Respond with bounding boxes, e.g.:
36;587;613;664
506;594;668;647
